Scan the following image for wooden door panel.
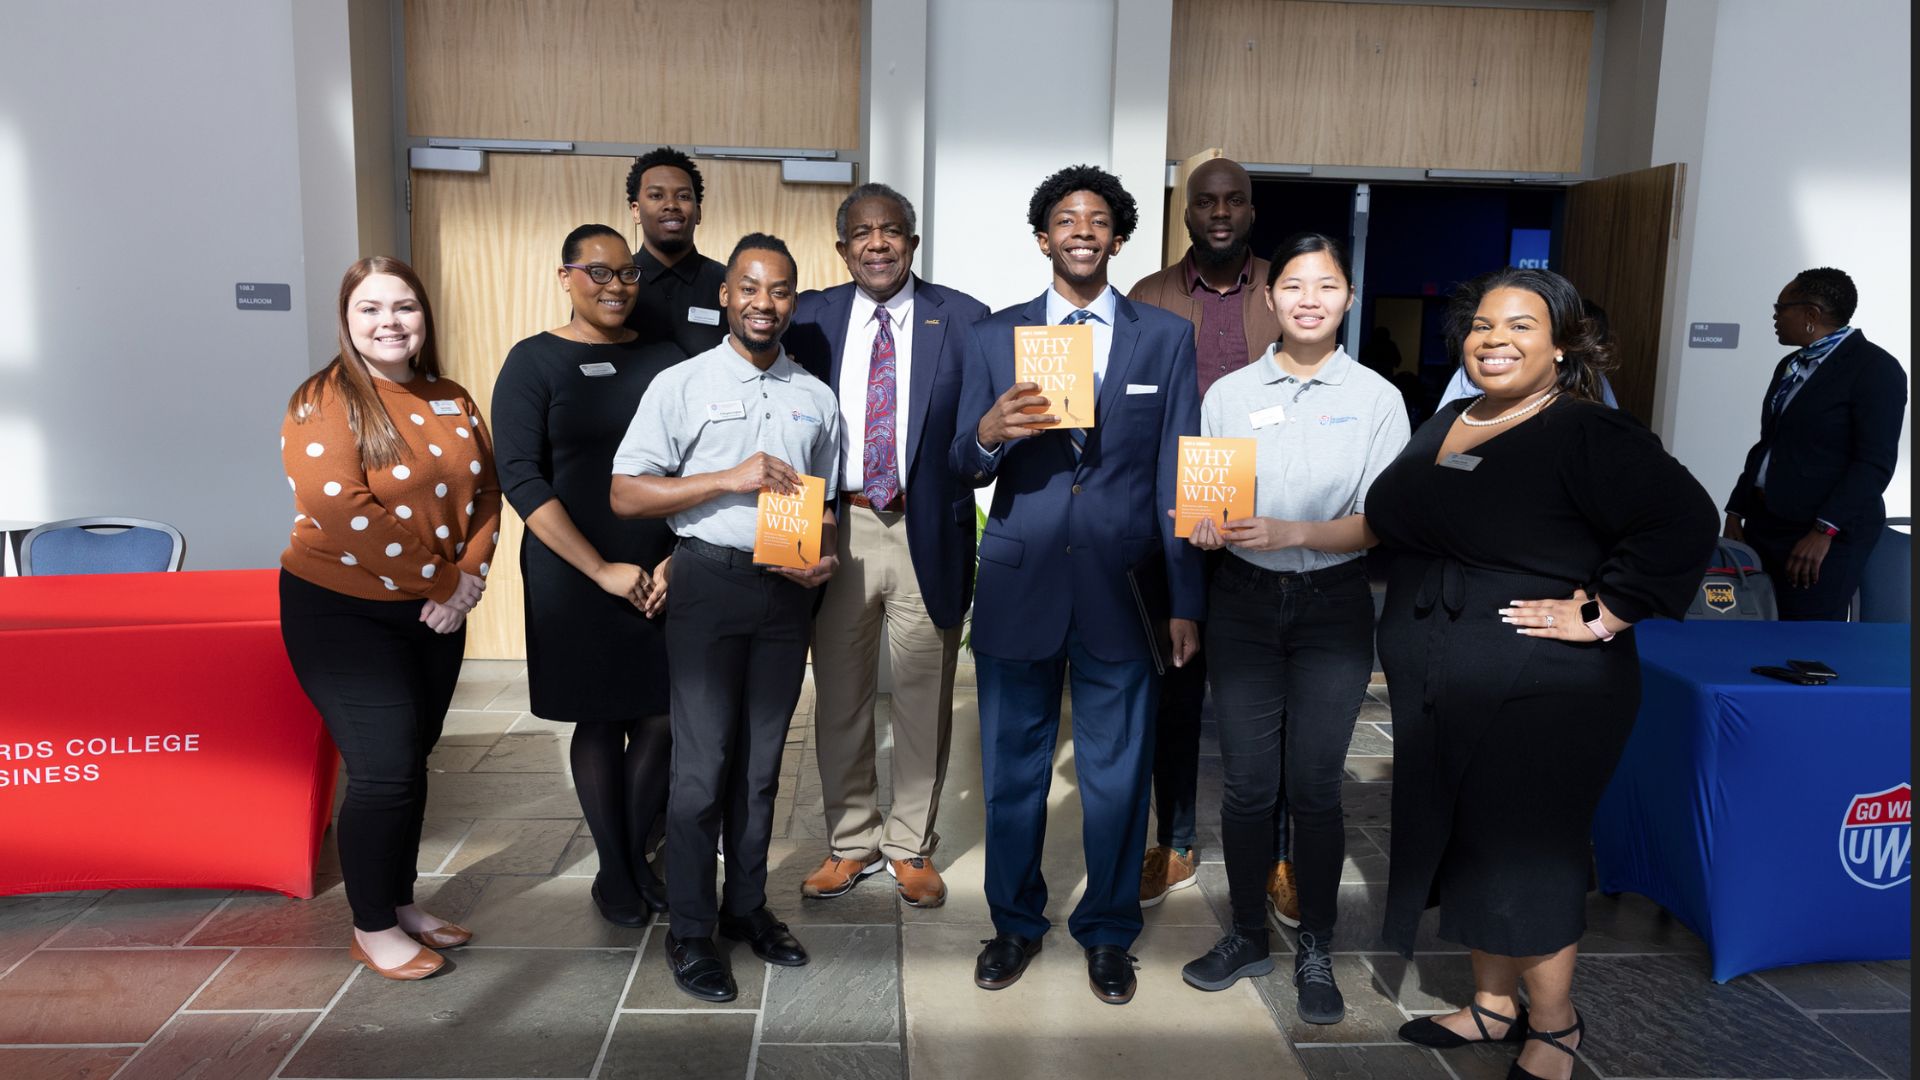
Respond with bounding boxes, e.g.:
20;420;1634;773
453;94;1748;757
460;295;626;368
1560;164;1684;427
411;154;849;659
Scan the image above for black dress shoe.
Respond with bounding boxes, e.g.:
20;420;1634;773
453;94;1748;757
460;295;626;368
666;934;737;1002
591;879;649;928
973;933;1042;990
717;907;809;967
1086;944;1138;1005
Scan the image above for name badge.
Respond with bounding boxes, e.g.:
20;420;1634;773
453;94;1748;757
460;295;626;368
687;306;721;326
1249;404;1287;428
429;399;462;416
578;362;617;377
708;400;746;421
1440;453;1483;472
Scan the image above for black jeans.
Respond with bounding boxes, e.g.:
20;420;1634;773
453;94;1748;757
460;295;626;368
278;570;465;932
662;541;814;939
1206;557;1374;937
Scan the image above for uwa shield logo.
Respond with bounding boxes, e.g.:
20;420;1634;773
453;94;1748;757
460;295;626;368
1839;784;1912;889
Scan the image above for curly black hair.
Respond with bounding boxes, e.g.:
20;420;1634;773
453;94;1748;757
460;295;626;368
624;147;705;206
1789;266;1858;325
1027;164;1138;239
1444;267;1615;403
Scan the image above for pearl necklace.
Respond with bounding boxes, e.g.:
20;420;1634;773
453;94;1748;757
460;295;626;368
1461;389;1558;427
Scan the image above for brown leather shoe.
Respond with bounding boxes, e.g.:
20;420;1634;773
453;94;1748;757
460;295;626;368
411;922;472;949
888;857;947;908
349;939;445;980
1267;860;1301;928
1139;845;1197;908
801;853;884;898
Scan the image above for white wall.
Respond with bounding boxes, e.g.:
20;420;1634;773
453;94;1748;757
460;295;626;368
1655;0;1912;517
923;0;1171;311
0;1;361;569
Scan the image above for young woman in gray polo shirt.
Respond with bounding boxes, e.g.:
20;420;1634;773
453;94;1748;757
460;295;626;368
1176;234;1409;1024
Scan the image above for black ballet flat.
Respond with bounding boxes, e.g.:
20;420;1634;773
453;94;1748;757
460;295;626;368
1507;1012;1582;1080
1398;1001;1528;1048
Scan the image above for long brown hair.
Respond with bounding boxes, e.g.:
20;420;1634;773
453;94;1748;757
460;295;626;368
285;256;443;471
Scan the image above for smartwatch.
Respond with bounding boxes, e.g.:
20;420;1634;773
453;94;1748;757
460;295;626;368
1580;599;1615;642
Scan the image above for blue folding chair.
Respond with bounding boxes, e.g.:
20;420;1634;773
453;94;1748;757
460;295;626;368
18;517;186;575
1850;517;1911;623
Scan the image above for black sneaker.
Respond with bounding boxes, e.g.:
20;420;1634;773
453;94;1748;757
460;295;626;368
1181;927;1274;991
1293;929;1344;1024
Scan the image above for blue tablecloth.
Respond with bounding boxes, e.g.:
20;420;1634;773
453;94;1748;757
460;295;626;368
1593;620;1911;981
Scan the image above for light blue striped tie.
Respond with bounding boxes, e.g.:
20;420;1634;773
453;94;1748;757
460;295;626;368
1061;309;1095;460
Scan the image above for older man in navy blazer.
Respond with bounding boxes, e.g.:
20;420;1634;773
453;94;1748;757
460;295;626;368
950;165;1204;1005
785;184;990;909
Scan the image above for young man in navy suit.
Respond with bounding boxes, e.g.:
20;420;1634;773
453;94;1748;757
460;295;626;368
784;184;990;908
949;165;1204;1005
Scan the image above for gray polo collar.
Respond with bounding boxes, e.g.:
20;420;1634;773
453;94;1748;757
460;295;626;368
1257;342;1354;387
719;340;796;382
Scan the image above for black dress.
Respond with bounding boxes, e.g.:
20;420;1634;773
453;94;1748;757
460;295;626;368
491;333;683;722
1366;398;1718;956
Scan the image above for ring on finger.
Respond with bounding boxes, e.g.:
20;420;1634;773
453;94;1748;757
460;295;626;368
1546;615;1555;627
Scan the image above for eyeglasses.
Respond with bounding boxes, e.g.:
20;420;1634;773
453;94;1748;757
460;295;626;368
565;264;643;285
1772;301;1815;314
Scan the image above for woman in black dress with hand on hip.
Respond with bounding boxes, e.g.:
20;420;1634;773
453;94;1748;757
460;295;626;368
1367;269;1717;1079
491;224;685;926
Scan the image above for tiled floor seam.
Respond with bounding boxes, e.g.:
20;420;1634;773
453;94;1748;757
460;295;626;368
1751;969;1892;1080
270;959;365;1080
587;928;646;1079
107;947;241;1079
430;819;483;875
744;961;773;1079
0;892;103;980
176;894;236;945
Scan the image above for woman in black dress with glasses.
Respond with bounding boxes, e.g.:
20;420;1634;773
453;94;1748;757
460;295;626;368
1366;268;1717;1079
492;224;684;926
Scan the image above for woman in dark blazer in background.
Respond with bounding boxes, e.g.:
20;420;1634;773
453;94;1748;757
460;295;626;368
1722;266;1907;620
491;224;684;927
1366;268;1718;1080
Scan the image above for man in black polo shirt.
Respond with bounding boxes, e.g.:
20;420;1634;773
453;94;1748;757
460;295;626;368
624;146;730;357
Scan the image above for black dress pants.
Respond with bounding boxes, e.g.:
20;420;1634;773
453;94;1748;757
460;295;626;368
1743;504;1881;621
663;542;813;939
1205;557;1374;937
278;570;465;932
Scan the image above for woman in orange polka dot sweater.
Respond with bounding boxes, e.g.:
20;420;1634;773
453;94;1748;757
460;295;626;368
278;256;500;981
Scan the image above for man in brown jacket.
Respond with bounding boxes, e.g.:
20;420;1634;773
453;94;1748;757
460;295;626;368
1125;156;1298;926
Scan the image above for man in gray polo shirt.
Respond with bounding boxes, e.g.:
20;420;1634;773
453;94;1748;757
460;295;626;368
611;233;842;1004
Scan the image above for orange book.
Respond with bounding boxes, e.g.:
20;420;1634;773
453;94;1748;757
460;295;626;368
1014;324;1096;429
1174;436;1256;538
752;474;827;568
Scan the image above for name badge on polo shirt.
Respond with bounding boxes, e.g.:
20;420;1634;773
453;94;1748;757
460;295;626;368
429;399;462;416
708;399;746;422
1249;404;1287;428
578;362;617;377
1440;453;1483;472
687;306;721;326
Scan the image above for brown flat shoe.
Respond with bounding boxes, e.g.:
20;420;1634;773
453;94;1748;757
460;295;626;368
350;939;446;980
411;922;472;949
801;853;884;898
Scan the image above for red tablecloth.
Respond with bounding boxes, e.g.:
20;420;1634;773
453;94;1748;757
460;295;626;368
0;569;337;897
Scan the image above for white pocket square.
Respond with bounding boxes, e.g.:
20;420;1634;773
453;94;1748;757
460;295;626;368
1125;383;1158;395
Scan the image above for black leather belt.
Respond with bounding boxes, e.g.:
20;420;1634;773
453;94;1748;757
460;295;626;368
677;535;759;569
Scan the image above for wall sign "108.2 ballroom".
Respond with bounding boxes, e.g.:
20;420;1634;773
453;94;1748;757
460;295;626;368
0;733;204;788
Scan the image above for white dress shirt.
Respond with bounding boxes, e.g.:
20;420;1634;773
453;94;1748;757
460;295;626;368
836;278;916;494
1043;284;1117;394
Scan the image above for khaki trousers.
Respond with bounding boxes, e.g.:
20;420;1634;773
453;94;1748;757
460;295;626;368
811;503;961;861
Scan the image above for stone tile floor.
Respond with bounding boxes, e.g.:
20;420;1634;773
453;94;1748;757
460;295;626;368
0;658;1908;1079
